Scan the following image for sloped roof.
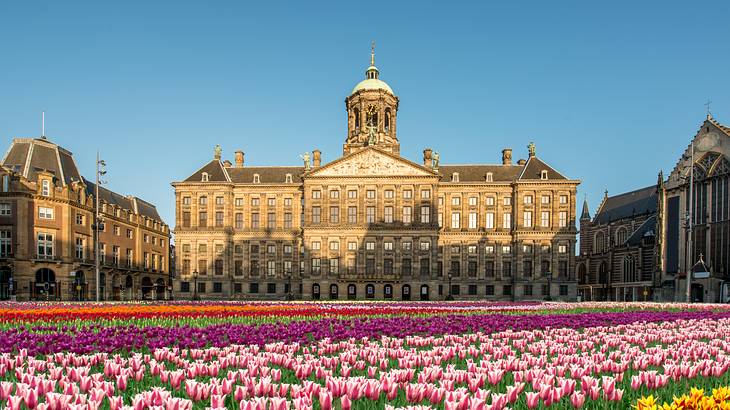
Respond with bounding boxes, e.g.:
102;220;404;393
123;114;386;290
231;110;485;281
626;215;656;246
438;165;522;182
226;166;304;184
184;160;230;182
1;138;83;185
83;177;163;221
594;185;657;224
518;156;568;180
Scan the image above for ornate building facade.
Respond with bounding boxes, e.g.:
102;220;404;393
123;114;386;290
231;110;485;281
577;115;730;302
172;51;580;301
0;136;171;301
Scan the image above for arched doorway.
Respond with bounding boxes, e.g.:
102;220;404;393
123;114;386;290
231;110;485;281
0;267;11;300
155;278;165;300
124;275;134;300
141;277;153;300
383;284;393;299
347;284;357;300
420;284;430;301
312;283;320;300
691;283;704;303
402;284;411;301
72;271;87;301
112;274;122;301
365;283;375;299
34;268;56;300
598;261;608;301
329;284;339;300
98;272;105;301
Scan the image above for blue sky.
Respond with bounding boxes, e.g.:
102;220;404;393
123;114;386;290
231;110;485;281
1;1;728;230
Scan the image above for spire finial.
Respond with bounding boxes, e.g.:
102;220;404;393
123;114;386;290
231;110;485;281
370;41;376;66
705;99;713;119
41;111;46;139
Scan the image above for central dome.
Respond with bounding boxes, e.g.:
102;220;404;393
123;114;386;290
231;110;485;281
351;68;394;94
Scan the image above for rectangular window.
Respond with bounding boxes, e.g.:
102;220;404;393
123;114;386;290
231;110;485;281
251;197;260;206
366;207;375;223
347;190;357;199
267;244;276;254
126;249;133;267
403;206;412;224
365;242;375;251
126;229;133;239
267;213;276;229
523;211;532;228
486;284;494;295
312;207;321;224
485;261;495;277
329;258;339;274
452;196;461;206
41;180;50;196
468;261;477;276
251;213;260;228
312;190;321;199
284;197;292;207
37;232;53;258
111;246;119;265
438;212;443;228
420;258;430;275
383;259;393;274
485;212;494;229
468;212;477;229
403;189;412;199
38;206;54;219
183;211;191;227
541;211;550;228
267;197;276;207
235;213;244;229
199;196;208;205
503;213;511;229
420;241;430;251
330;190;339;199
421;190;431;199
312;241;321;250
99;243;105;263
502;261;512;277
559;211;567;227
485;197;495;206
384;190;394;199
180;282;190;293
451;212;460;229
330;241;339;251
284;213;292;228
524;284;533;296
503;197;511;206
366;258;375;274
215;196;224;205
75;237;84;259
212;282;222;293
250;260;259;275
0;229;12;257
468;245;477;254
485;245;494;254
560;284;568;296
523;260;533;277
366;190;376;199
215;212;224;227
75;212;83;225
502;245;511;254
284;260;292;274
468;197;478;206
234;198;243;207
524;195;533;204
249;283;259;293
421;206;430;223
560;195;568;204
384;241;393;251
541;195;550;204
311;258;321;274
283;244;292;254
384;206;393;223
402;258;411;274
198;212;207;227
347;241;357;251
348;206;357;224
559;260;568;277
267;260;276;276
330;206;339;223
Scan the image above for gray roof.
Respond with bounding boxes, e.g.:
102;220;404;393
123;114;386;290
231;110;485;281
438;165;523;182
518;156;568;180
594;185;657;224
626;215;656;246
226;166;304;184
184;160;229;183
83;177;163;221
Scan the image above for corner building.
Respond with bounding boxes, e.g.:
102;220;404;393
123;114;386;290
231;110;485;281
172;52;580;301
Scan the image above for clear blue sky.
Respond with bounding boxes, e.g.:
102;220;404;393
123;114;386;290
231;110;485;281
1;1;728;232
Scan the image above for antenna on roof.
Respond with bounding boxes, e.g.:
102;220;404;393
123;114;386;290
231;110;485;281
41;111;46;139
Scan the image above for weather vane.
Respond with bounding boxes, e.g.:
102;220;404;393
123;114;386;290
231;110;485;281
705;99;712;118
370;41;376;66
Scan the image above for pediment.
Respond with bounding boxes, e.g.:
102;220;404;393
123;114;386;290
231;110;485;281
309;148;435;177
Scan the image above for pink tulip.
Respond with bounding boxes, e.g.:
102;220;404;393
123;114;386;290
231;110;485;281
525;392;540;409
570;391;585;408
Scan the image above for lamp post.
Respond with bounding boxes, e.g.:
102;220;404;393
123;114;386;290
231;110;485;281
94;152;107;302
545;270;552;301
286;270;293;300
192;270;199;300
446;272;453;301
680;142;695;303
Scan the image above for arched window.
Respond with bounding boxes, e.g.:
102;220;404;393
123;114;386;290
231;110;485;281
353;108;360;129
623;256;637;282
541;170;548;180
578;264;587;285
201;172;209;182
312;284;320;300
402;284;411;300
329;284;339;300
366;283;375;299
347;283;357;300
384;284;393;299
598;262;608;285
615;227;628;246
594;231;605;253
384;108;391;132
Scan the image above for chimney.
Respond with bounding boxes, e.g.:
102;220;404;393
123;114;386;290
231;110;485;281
312;150;321;168
234;151;244;167
502;148;512;166
423;148;433;168
222;160;232;167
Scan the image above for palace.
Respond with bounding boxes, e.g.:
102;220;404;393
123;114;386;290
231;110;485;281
0;136;171;301
172;49;580;301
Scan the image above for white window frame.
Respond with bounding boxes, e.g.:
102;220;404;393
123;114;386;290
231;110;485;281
38;207;54;220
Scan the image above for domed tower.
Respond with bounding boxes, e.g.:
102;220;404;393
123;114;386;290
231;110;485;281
343;43;400;156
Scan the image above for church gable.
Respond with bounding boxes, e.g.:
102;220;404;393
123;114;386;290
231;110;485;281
309;147;435;177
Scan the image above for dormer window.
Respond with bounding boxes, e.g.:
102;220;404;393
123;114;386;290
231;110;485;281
452;172;459;183
201;172;209;182
253;174;260;184
485;172;493;182
285;174;293;183
41;180;50;196
541;170;548;180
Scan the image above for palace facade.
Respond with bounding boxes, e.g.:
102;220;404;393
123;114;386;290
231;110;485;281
577;115;730;302
0;136;171;301
172;51;580;301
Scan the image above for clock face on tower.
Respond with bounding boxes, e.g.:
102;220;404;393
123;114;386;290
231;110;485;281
366;105;378;128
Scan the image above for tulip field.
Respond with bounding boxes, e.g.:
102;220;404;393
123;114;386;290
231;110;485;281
1;302;730;409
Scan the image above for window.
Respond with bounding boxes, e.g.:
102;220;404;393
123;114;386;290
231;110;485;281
249;283;259;294
468;212;477;229
127;249;133;267
503;284;512;296
348;241;357;251
347;206;357;224
183;212;191;227
284;261;292;274
285;174;293;183
268;197;276;207
402;258;411;274
420;241;430;251
403;189;412;199
503;197;511;206
485;261;495;277
560;284;568;296
541;170;548;180
284;198;292;207
559;261;568;278
1;175;8;192
524;195;533;205
486;212;494;229
284;213;292;228
180;282;190;293
311;258;321;274
467;197;478;206
541;211;550;228
541;195;550;204
523;211;532;228
199;196;208;205
616;227;628;245
144;234;149;243
215;212;224;227
384;206;393;223
75;212;83;225
250;260;259;275
267;260;276;276
502;213;511;229
201;172;209;182
486;197;495;206
99;243;105;263
251;213;260;228
311;241;321;251
37;232;54;258
234;198;243;207
0;229;11;257
452;196;461;206
329;241;339;251
485;245;495;254
523;244;533;253
199;212;208;227
420;258;430;275
523;260;533;277
0;204;8;218
253;174;260;183
452;172;460;182
267;213;276;229
384;190;394;199
264;244;275;254
126;229;133;239
403;206;412;224
560;195;568;204
468;245;477;254
329;259;339;274
421;190;431;199
438;213;443;228
199;243;208;254
468;261;477;276
559;211;567;228
384;241;393;251
330;207;340;223
451;212;460;229
38;207;54;219
214;196;224;206
235;213;244;229
112;246;120;265
558;244;568;254
366;207;375;223
347;190;357;199
143;252;149;269
485;173;493;182
451;245;460;254
312;207;321;224
251;197;260;206
312;190;321;199
420;206;430;223
502;245;512;254
365;242;375;251
41;180;50;196
524;284;533;296
75;237;84;259
366;190;376;199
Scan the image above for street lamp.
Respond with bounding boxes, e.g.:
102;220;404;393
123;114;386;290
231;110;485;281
94;152;107;302
192;270;199;300
446;272;453;301
286;270;293;300
545;270;552;301
679;142;695;303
